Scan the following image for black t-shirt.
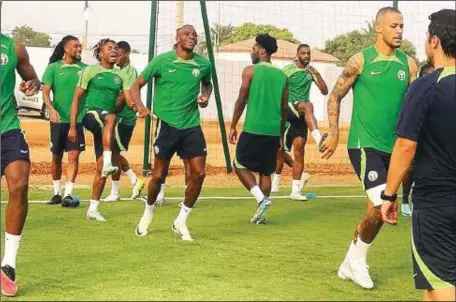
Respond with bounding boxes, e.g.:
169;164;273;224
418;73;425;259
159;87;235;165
395;67;456;208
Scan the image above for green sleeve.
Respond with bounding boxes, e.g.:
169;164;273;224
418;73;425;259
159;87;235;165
202;62;212;84
41;64;55;86
77;66;93;90
140;56;161;81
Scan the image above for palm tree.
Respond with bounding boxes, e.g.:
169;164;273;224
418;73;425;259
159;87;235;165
195;23;235;55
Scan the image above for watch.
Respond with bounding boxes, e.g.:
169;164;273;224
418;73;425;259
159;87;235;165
381;190;398;202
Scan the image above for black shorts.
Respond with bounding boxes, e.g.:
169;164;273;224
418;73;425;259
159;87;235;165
287;101;308;141
412;204;456;290
1;129;30;177
50;122;85;154
153;119;207;161
234;131;280;176
348;148;391;191
114;122;135;153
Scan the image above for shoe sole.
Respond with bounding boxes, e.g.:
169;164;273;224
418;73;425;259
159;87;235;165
101;168;119;178
1;289;17;297
338;261;374;289
289;196;308;201
131;182;145;199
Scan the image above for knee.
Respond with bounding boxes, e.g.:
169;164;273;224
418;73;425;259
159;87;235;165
104;114;117;125
152;170;168;183
9;178;29;196
192;169;206;182
68;153;80;164
53;154;63;164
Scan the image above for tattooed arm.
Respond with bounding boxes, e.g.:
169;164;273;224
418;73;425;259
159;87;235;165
320;52;364;159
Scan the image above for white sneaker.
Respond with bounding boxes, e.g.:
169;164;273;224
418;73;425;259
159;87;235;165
101;163;118;178
156;197;166;206
299;172;310;191
271;178;280;193
131;179;145;199
289;191;307;201
135;214;153;237
86;210;106;222
172;221;194;241
103;193;120;202
338;256;374;289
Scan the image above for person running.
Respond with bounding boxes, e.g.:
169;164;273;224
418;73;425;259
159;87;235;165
320;6;417;289
103;40;145;202
132;25;213;241
382;9;455;301
271;44;329;199
69;38;149;221
42;35;87;207
400;62;434;216
1;33;41;297
229;33;288;224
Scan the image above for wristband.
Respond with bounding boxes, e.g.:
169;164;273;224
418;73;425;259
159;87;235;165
381;190;397;202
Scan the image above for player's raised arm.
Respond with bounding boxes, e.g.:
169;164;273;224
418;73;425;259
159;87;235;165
307;65;328;95
15;42;41;96
229;65;254;144
320;52;364;159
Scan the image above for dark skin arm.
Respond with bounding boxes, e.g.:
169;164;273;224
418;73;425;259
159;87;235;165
15;41;41;96
320;52;364;159
68;87;86;142
197;81;213;108
114;92;126;113
229;66;254;144
42;84;61;123
125;77;151;117
306;65;328;95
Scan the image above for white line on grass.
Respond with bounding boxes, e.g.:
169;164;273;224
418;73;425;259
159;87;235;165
0;195;367;204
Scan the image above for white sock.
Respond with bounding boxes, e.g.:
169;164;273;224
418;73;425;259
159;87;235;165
143;203;155;219
63;182;74;197
111;180;119;195
53;180;61;196
312;129;322;145
1;233;21;269
103;151;112;166
250;185;265;203
292;179;300;193
125;169;137;185
157;184;165;200
88;199;99;212
175;204;192;225
351;236;371;260
272;173;281;184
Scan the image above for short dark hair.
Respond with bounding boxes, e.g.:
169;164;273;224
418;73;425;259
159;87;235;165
117;41;131;53
297;44;310;51
176;24;194;35
375;6;401;22
428;9;456;59
255;33;278;55
419;63;434;77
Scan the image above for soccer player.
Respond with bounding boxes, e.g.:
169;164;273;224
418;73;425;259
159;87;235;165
133;25;213;241
69;38;148;221
271;44;329;199
229;33;288;224
400;62;434;216
381;9;455;301
103;41;145;202
42;35;87;207
320;7;417;289
1;33;41;297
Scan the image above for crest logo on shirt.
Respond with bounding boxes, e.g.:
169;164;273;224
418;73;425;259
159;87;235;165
114;76;121;84
192;68;200;78
397;70;406;81
1;53;8;66
77;70;83;77
368;171;378;182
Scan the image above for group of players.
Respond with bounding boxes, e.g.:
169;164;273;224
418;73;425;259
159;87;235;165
1;5;455;301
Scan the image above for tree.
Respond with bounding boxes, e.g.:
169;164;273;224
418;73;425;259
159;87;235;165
11;25;51;47
323;20;418;66
224;23;300;45
211;23;235;45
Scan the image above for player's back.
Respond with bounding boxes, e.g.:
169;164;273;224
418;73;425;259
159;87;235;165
1;34;21;134
348;45;410;153
409;67;456;206
243;62;287;137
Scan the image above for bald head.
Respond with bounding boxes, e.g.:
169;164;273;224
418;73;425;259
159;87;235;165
374;6;404;49
375;6;402;24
